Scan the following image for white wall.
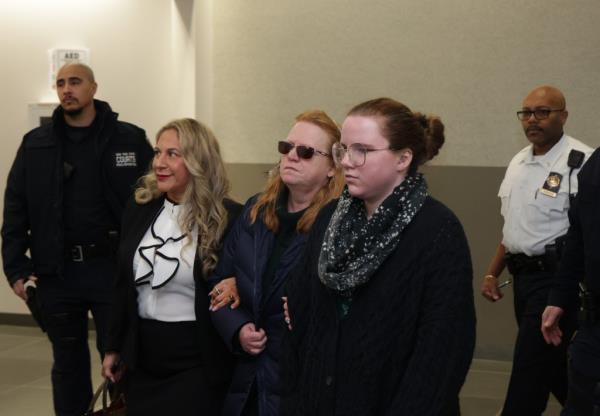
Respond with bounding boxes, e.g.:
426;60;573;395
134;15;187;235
0;0;196;313
211;0;600;166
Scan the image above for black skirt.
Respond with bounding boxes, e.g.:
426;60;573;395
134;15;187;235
126;319;226;416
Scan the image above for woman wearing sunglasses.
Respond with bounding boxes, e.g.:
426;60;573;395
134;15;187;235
208;110;344;416
281;98;476;415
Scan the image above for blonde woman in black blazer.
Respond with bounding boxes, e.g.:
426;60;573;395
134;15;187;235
102;118;241;415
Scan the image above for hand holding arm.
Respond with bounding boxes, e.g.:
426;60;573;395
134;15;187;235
282;296;292;330
209;277;241;311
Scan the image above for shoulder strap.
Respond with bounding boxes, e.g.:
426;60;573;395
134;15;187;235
567;149;586;202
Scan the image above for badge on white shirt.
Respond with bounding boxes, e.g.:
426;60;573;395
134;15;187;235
539;172;562;198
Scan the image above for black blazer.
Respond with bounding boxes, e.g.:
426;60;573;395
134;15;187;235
106;195;242;386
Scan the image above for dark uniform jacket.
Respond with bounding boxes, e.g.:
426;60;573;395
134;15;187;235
105;196;242;387
281;197;476;416
1;99;153;284
549;146;600;308
210;195;308;415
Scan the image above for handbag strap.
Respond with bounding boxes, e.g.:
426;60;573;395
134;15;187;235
86;379;108;414
103;379;127;413
102;379;110;411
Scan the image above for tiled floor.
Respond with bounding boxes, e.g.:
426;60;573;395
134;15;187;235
0;324;562;415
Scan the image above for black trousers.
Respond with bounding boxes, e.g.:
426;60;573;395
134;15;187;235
561;324;600;415
561;361;600;415
502;270;577;416
37;257;114;416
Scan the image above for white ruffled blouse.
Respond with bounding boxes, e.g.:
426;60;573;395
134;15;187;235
133;198;197;322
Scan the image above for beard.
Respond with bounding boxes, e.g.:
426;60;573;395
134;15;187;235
63;106;83;116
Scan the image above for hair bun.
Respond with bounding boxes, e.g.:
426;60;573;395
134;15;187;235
417;113;428;130
414;112;445;162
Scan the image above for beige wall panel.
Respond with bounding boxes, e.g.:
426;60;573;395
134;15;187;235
212;0;600;166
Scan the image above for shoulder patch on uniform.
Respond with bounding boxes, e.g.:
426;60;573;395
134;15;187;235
115;152;137;167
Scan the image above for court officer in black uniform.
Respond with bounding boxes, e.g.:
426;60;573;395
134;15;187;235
543;146;600;415
1;63;153;416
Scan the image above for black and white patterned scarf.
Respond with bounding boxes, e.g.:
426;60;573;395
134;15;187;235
318;173;428;297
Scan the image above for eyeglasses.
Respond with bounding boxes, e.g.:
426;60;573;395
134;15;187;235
516;108;564;121
332;142;392;167
278;141;330;159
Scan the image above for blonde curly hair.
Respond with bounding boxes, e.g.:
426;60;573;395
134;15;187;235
135;118;231;276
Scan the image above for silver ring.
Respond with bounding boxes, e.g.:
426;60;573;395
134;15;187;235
284;317;291;325
215;287;222;295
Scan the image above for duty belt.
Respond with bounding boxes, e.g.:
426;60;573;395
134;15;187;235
65;242;113;262
505;248;557;275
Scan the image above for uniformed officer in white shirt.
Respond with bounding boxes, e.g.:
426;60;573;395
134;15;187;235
481;85;593;415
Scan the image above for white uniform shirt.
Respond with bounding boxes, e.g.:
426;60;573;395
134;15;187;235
499;134;593;256
133;199;198;321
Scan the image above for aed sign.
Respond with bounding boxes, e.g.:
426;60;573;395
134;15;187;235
49;48;91;89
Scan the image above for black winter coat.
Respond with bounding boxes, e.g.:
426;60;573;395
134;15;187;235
210;195;308;415
1;100;152;284
549;146;600;308
281;197;476;416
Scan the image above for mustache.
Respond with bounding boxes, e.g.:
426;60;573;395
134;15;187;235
526;126;543;133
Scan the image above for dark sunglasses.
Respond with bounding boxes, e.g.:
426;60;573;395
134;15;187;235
277;141;330;159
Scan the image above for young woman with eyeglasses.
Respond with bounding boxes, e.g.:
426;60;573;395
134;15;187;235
280;98;476;416
207;110;344;416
